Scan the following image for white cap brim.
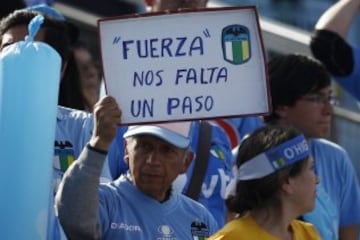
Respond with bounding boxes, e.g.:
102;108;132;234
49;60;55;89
123;122;192;149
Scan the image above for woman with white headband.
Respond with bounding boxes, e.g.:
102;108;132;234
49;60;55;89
208;125;321;240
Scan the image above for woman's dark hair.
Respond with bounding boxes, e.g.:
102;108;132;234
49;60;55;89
58;50;86;110
226;125;308;214
58;41;102;111
264;54;331;123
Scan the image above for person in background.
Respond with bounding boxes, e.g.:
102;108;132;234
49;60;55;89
59;40;101;112
73;41;101;112
55;121;218;239
57;49;86;111
0;7;113;239
265;53;360;240
208;125;321;240
311;0;360;101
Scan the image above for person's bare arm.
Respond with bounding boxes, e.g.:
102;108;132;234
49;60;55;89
315;0;360;38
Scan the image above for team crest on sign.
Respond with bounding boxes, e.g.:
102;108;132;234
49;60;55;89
222;24;251;65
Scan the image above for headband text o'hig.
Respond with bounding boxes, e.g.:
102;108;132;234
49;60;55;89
238;135;309;180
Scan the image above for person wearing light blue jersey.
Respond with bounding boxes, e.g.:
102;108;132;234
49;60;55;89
265;53;360;240
108;121;233;228
56;119;219;239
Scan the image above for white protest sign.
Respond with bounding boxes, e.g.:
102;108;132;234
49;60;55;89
98;6;269;125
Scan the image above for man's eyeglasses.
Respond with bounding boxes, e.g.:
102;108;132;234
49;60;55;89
301;94;339;106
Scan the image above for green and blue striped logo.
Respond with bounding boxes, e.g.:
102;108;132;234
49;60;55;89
222;24;251;65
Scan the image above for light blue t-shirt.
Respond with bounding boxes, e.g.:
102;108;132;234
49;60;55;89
108;121;233;228
303;138;360;240
98;175;219;239
303;184;338;240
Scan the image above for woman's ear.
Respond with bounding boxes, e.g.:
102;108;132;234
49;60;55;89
281;177;294;195
180;151;195;174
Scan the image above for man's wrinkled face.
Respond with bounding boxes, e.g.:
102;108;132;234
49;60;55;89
124;135;193;202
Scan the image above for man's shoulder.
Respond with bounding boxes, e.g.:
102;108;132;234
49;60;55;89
309;138;350;163
310;138;346;153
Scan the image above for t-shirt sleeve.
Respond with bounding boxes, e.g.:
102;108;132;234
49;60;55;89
310;29;353;76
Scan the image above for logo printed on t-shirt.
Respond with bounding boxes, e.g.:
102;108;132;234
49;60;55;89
210;145;225;160
157;225;177;239
110;222;142;232
54;140;75;172
191;220;209;240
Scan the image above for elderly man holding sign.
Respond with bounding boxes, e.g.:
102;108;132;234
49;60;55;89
105;0;265;230
56;120;219;239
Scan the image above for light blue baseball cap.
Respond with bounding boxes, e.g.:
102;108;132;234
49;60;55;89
123;122;193;149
